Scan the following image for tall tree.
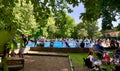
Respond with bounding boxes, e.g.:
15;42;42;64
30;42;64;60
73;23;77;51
30;0;79;37
75;21;99;39
47;12;57;38
30;0;50;37
54;10;76;38
13;0;38;37
77;28;88;39
80;0;120;31
0;0;16;71
0;0;16;47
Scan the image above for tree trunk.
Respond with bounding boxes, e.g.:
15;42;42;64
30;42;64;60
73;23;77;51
2;43;9;71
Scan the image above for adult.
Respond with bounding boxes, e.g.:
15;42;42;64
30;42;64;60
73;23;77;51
114;64;120;71
110;39;116;48
114;47;120;59
95;40;105;59
64;39;70;48
115;40;119;48
96;40;104;51
19;34;28;58
87;51;102;71
40;35;45;47
80;41;85;48
76;40;80;48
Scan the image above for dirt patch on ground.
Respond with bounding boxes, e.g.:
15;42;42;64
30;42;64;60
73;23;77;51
23;55;72;71
21;54;87;71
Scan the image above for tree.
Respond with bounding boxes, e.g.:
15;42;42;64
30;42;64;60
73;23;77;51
0;0;16;47
77;28;88;39
0;0;38;70
85;21;99;38
47;15;58;38
30;0;80;37
80;0;120;31
64;15;76;38
54;10;76;38
13;0;38;37
0;0;16;71
93;31;103;39
30;0;50;37
75;21;99;39
0;0;79;48
115;23;120;30
0;0;81;70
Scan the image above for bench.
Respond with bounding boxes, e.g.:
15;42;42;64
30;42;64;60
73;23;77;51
0;58;24;71
7;58;24;71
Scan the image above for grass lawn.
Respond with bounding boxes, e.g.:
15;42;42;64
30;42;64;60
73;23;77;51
68;53;87;66
66;52;114;71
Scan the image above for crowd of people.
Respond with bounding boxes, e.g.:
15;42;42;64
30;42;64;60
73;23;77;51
30;36;120;49
27;36;120;71
8;35;120;71
85;39;120;71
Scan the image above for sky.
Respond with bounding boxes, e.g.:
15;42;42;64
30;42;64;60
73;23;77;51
68;3;119;30
68;3;85;24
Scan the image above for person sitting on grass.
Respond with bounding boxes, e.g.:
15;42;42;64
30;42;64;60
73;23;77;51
111;60;120;71
114;47;120;59
87;51;102;71
94;40;105;59
102;52;111;65
114;63;120;71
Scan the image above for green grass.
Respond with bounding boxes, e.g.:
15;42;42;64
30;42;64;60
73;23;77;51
67;53;87;66
65;52;114;71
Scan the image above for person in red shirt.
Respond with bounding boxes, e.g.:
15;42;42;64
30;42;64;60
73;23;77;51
103;52;111;64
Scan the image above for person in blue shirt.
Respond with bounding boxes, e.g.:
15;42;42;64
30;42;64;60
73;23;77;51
96;40;104;51
95;40;105;59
